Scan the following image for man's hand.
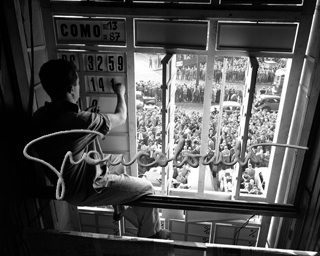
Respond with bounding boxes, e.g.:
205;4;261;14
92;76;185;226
107;82;127;129
112;83;125;96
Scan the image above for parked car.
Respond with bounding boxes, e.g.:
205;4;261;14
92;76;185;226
144;104;160;110
136;91;156;107
253;94;281;112
143;95;157;105
211;101;241;115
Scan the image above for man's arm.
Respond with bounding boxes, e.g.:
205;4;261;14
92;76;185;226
106;83;127;129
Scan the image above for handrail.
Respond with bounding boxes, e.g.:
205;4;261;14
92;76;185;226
127;195;299;218
24;184;298;218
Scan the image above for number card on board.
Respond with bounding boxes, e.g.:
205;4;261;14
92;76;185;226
85;54;96;71
96;76;107;93
106;76;126;91
89;97;100;113
96;54;107;71
107;53;125;72
85;76;125;93
58;52;80;70
116;54;125;72
107;54;116;72
86;76;98;93
81;53;126;73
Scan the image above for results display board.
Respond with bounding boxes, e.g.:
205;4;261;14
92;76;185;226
58;51;126;95
58;50;129;153
54;16;130;156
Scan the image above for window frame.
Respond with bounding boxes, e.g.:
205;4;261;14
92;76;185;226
39;2;315;246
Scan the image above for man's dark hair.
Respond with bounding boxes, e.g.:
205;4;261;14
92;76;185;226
39;59;78;99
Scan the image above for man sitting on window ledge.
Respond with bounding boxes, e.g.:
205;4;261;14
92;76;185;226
31;59;170;239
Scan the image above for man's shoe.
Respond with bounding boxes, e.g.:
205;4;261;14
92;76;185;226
148;229;171;240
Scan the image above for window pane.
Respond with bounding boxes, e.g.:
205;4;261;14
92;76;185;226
206;56;245;195
242;57;288;198
135;53;163;184
172;54;208;192
135;53;211;194
134;53;291;203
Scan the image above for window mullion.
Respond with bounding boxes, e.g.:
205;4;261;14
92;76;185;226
234;57;259;200
198;20;217;196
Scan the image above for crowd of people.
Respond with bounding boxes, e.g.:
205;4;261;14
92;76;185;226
175;83;244;104
136;79;244;105
136;89;277;192
175;56;285;85
137;56;286;105
135;56;286;192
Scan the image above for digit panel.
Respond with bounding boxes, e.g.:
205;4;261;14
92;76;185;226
107;53;126;72
105;75;127;91
96;76;111;93
84;53;97;71
81;52;126;72
116;53;126;72
96;54;108;71
86;76;98;93
84;75;126;93
101;19;126;44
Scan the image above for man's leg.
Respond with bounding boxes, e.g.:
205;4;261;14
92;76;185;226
113;203;161;237
83;173;164;238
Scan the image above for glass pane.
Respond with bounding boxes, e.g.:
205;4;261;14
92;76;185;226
203;56;289;200
135;53;163;186
135;53;210;193
135;53;291;203
171;54;208;192
241;57;288;197
206;56;246;195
